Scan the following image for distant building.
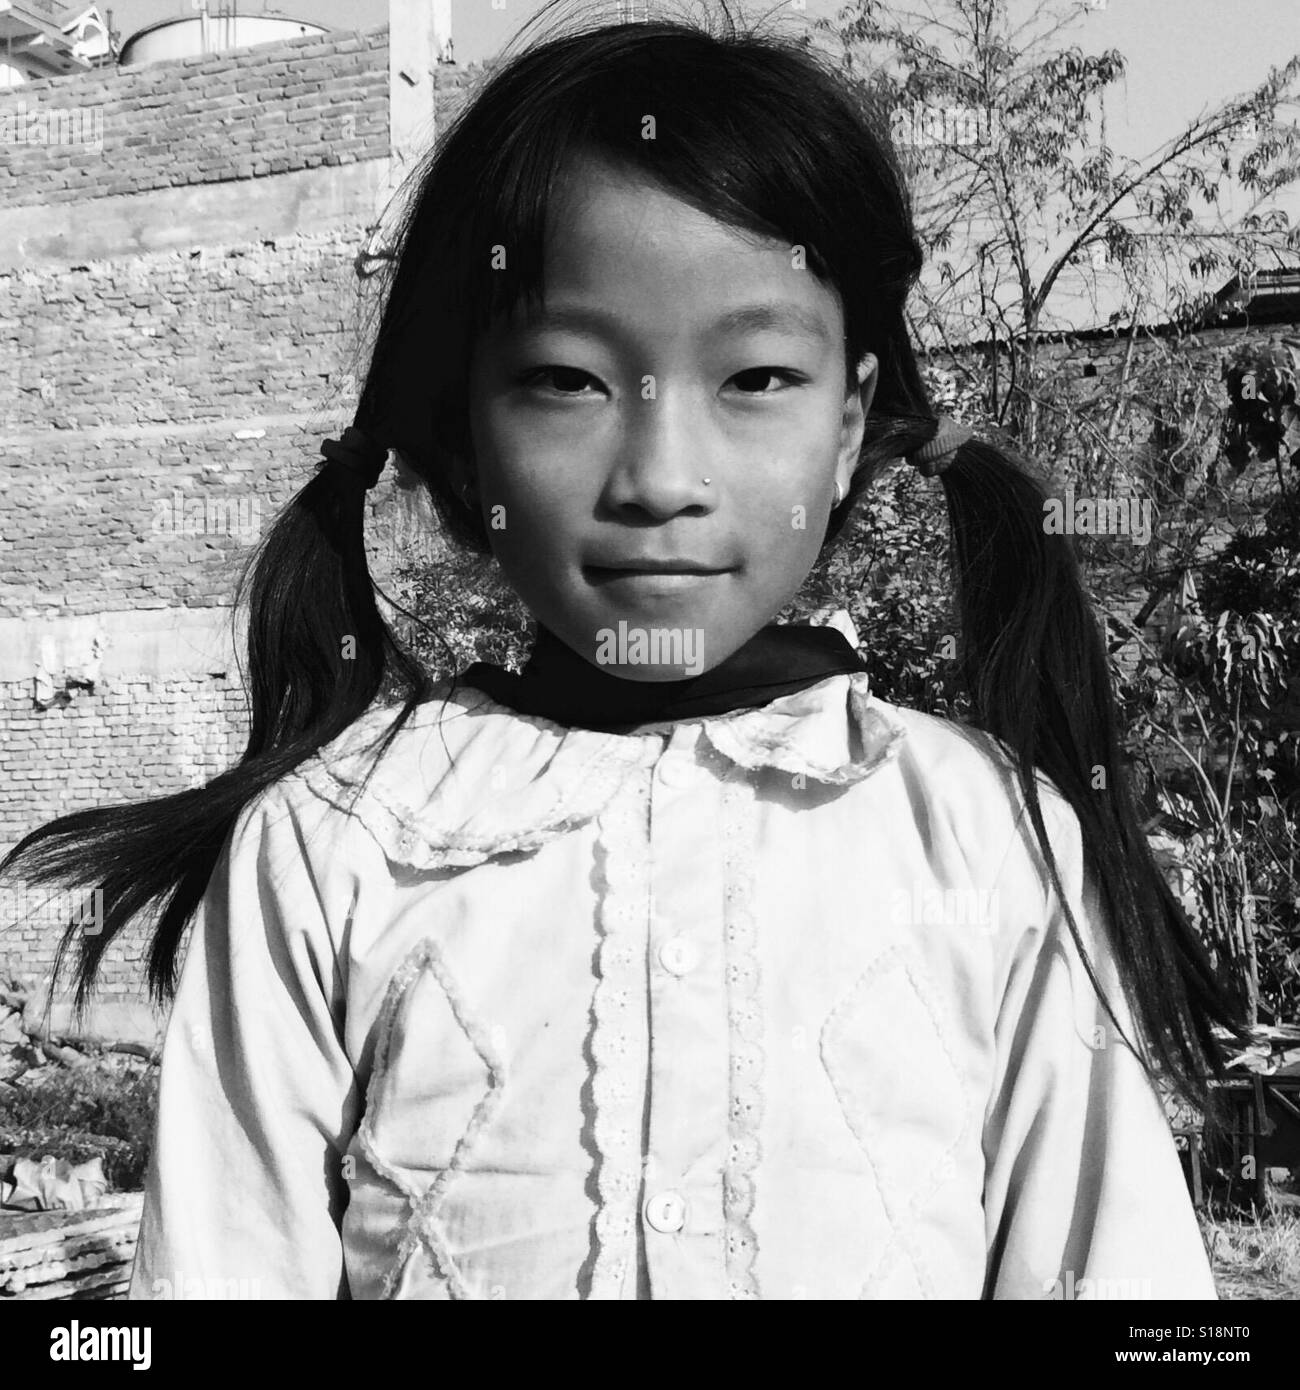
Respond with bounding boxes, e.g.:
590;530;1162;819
932;262;1300;367
118;9;329;69
0;3;113;87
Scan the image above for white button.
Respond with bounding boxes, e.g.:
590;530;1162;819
644;1190;687;1233
658;935;699;976
656;755;698;788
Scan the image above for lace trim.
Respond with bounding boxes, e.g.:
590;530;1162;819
296;724;650;871
819;945;972;1299
721;773;764;1299
588;771;653;1299
356;937;507;1300
703;674;908;787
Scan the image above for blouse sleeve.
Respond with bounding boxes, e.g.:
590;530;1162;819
128;782;363;1301
980;793;1217;1301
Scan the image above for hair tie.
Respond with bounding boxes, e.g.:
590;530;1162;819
319;426;389;488
907;417;975;478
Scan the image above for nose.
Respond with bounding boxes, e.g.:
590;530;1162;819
602;389;719;521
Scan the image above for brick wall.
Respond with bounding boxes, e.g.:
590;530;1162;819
0;22;482;1004
0;29;389;207
0;679;247;993
1034;322;1294;388
3;230;367;434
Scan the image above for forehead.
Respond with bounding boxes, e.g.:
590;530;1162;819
518;153;844;341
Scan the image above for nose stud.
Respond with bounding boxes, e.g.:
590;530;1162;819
701;477;711;485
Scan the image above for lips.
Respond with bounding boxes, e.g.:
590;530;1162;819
585;558;732;575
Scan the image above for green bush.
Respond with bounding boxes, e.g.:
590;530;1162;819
0;1064;158;1193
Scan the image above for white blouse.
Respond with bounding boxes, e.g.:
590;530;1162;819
128;664;1216;1300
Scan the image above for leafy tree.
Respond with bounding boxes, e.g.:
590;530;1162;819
816;0;1300;444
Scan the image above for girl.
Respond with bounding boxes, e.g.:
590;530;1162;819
4;2;1242;1300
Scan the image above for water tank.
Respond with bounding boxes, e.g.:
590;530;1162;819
119;13;329;68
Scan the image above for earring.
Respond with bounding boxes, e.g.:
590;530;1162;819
701;477;712;485
832;480;845;507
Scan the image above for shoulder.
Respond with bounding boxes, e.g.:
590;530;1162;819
869;697;1080;872
872;705;1118;1004
270;680;652;872
880;700;1017;786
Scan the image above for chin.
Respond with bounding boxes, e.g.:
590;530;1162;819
587;615;714;679
605;662;707;683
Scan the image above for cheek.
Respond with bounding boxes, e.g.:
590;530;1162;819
483;488;566;588
744;441;837;534
767;508;827;588
477;429;588;543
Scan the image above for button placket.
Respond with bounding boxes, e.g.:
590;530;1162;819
642;723;730;1295
652;730;705;982
588;771;655;1300
653;721;706;790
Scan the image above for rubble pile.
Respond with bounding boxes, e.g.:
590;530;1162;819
0;978;157;1299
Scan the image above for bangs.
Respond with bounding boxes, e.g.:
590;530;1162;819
439;24;892;340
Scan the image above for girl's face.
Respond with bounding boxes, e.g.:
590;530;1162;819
466;154;877;680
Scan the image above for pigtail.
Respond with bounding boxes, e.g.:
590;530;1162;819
929;432;1246;1107
0;454;435;1011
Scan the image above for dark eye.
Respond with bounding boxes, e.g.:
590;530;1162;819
730;367;805;394
522;366;599;396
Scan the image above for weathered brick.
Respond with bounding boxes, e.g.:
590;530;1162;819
0;24;477;991
0;25;392;204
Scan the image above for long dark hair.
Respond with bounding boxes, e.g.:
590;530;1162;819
1;0;1244;1105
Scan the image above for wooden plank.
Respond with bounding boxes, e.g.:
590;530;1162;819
17;1268;131;1301
0;1196;142;1298
0;1197;142;1258
2;1229;137;1281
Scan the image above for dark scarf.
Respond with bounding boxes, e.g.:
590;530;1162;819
458;622;867;733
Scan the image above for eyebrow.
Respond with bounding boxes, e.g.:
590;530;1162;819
514;301;835;345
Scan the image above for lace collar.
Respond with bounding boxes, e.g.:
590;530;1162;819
295;666;909;872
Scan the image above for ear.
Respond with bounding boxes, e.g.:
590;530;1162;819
835;352;878;499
